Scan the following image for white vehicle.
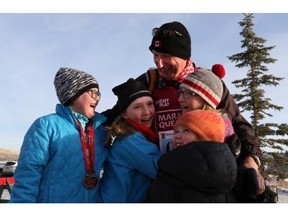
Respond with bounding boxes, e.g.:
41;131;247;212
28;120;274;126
2;160;18;177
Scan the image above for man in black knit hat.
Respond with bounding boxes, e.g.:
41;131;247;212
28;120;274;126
102;21;269;200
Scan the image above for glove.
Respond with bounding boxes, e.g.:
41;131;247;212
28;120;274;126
236;165;275;203
236;165;259;202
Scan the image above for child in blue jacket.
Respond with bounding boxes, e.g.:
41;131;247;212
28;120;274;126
99;78;162;203
10;67;107;203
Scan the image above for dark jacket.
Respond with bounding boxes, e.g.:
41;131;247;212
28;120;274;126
146;141;238;203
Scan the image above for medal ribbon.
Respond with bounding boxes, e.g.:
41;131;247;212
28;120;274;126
76;119;95;173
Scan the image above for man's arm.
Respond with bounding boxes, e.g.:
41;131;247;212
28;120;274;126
219;81;262;161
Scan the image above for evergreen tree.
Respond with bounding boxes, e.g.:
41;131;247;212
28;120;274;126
228;13;288;176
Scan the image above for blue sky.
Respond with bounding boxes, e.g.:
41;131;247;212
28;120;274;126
1;3;288;152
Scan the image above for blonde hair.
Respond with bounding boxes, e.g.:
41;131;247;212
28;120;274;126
104;116;136;148
202;102;223;113
201;103;233;122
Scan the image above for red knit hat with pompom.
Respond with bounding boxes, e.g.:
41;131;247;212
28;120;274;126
211;64;225;79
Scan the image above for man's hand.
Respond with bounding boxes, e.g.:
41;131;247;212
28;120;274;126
244;156;265;195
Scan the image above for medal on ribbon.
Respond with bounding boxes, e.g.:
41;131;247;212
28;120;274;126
76;119;98;190
83;172;98;189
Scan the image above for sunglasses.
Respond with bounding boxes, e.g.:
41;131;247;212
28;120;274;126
152;27;189;42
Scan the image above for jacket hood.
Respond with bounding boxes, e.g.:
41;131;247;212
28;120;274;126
158;141;237;194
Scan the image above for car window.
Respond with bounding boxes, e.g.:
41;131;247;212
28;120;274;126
5;161;16;166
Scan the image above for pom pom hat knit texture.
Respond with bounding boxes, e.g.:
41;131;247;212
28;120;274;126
212;64;226;79
174;110;225;143
180;68;223;109
54;67;99;106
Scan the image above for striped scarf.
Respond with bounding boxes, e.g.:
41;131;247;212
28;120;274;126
176;59;194;82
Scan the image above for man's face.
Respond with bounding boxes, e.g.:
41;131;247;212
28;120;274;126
152;50;187;81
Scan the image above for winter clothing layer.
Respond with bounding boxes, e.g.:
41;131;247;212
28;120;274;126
175;110;225;143
146;141;238;203
235;164;277;203
9;104;107;203
151;84;182;153
99;132;161;203
180;68;223;109
218;80;261;159
112;78;152;113
54;67;99;106
149;21;191;59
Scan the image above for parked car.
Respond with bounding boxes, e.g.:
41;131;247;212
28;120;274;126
2;160;18;177
0;161;5;173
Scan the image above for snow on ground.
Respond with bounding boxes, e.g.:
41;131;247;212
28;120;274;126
277;187;288;203
2;188;288;203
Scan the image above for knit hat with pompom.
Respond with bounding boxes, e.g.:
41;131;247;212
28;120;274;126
180;68;223;109
212;64;226;79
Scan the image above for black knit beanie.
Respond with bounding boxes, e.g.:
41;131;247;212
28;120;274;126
54;67;99;106
113;78;152;113
149;21;191;59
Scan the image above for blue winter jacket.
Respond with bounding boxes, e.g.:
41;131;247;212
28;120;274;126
99;132;162;203
9;104;108;203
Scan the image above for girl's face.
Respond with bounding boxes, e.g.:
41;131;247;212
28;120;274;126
152;50;187;81
71;88;100;119
178;86;205;114
172;125;199;148
121;96;155;128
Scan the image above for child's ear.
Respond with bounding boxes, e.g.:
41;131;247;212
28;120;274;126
121;112;128;120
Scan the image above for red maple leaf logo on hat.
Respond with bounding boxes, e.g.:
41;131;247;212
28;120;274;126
154;40;161;47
